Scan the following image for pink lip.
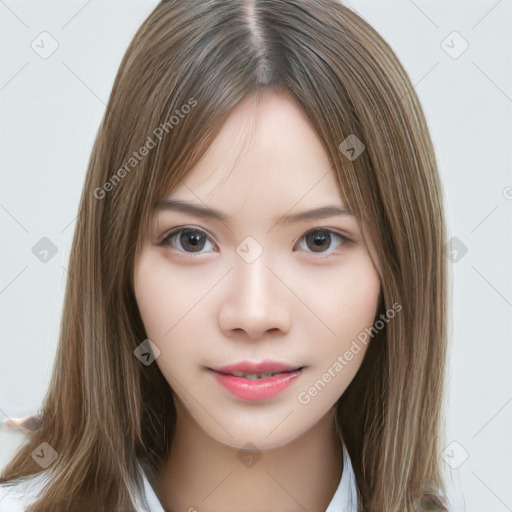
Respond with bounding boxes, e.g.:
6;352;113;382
208;360;304;401
213;360;302;375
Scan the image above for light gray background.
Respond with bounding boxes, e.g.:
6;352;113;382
1;1;511;511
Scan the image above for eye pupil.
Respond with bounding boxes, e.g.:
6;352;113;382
307;230;331;253
181;229;206;252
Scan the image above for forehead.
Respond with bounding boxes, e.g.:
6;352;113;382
167;90;345;211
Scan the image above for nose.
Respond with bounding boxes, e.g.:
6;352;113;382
217;252;292;340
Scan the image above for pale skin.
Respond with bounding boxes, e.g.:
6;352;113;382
133;89;381;512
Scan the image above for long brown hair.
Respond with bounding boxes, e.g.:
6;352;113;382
1;1;449;510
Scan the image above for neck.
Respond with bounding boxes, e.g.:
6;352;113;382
155;404;343;512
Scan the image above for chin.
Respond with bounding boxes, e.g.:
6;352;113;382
216;430;301;452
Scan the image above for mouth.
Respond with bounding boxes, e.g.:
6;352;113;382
211;360;304;376
207;361;305;401
213;368;304;380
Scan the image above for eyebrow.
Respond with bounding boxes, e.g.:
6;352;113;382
154;198;354;225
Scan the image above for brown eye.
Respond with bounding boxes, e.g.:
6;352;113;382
156;226;350;258
305;230;332;253
159;227;216;254
296;228;350;255
179;229;208;252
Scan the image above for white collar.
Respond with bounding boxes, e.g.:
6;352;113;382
136;441;358;512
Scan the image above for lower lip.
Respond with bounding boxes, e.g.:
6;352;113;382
210;369;303;401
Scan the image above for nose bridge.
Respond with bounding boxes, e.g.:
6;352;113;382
218;236;291;337
233;236;278;305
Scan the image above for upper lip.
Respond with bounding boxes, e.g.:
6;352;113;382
211;360;304;375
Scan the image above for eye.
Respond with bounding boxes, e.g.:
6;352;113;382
293;228;351;256
156;227;217;255
155;226;351;257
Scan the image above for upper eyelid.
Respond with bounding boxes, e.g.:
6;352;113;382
160;225;216;243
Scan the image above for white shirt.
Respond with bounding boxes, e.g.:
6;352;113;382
0;442;358;511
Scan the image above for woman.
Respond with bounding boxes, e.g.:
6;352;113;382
0;0;450;510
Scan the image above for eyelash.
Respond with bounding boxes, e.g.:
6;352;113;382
154;226;352;259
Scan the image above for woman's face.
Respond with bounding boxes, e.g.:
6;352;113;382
133;90;381;450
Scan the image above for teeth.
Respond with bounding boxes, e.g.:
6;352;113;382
231;371;280;379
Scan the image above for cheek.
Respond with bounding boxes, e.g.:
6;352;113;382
133;257;210;376
314;257;381;342
343;267;381;331
133;256;184;354
306;266;379;396
133;266;166;336
134;257;197;335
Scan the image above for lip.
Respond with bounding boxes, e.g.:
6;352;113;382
208;360;304;401
213;360;303;375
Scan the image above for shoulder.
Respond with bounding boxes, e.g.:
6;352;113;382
0;470;162;512
0;474;47;511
